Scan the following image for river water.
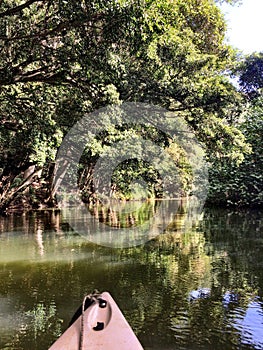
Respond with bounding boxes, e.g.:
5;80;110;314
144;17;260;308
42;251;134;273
0;201;263;350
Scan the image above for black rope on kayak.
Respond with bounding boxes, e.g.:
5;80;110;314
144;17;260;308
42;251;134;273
79;294;89;350
79;290;101;350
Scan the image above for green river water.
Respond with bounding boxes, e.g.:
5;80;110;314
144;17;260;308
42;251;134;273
0;201;263;350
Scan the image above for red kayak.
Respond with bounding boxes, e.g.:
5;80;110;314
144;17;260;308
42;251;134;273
49;291;144;350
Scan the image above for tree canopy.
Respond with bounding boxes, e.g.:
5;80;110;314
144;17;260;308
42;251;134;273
0;0;252;212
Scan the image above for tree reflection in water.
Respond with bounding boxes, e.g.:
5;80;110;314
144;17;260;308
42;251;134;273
0;205;263;349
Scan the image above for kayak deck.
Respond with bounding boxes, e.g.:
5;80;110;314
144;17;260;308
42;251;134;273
49;291;144;350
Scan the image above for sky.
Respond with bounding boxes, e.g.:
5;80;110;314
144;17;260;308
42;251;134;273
220;0;263;53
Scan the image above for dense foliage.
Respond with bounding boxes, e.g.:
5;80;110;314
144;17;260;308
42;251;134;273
0;0;258;212
208;94;263;207
208;53;263;207
237;53;263;95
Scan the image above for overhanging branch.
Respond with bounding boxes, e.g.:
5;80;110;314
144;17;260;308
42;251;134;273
0;0;43;18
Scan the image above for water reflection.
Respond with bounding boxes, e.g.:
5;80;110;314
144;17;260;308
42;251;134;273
60;198;203;248
0;205;263;349
188;288;263;349
236;300;263;349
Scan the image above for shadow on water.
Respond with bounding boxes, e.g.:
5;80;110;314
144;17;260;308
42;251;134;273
0;203;263;349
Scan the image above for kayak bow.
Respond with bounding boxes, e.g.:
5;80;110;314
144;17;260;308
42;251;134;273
49;291;144;350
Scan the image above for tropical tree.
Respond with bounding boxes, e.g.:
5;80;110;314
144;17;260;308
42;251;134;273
207;94;263;207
